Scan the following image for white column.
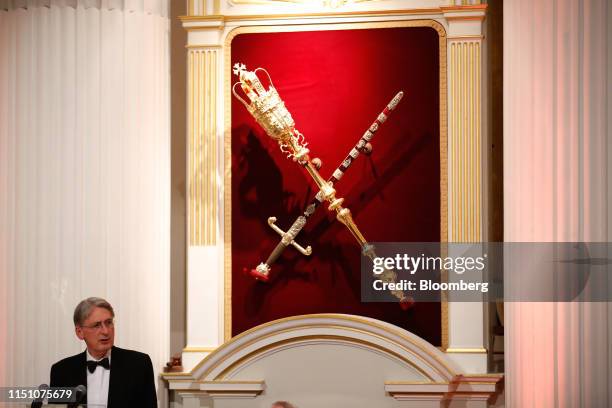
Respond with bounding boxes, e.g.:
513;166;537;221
504;0;611;407
443;4;488;373
182;20;225;369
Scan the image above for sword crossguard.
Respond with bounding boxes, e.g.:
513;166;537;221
267;217;313;256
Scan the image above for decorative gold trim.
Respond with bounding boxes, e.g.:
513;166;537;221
445;347;487;354
385;381;449;385
440;4;487;12
449;40;482;243
224;21;448;346
389;391;446;402
445;15;485;22
476;41;481;241
459;373;504;379
181;15;224;21
180;8;444;23
457;381;499;385
189;48;218;246
186;44;224;49
161;372;194;377
448;35;484;41
183;346;219;352
188;51;195;245
438;19;449;353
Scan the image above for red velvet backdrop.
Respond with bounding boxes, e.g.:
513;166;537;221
231;26;441;345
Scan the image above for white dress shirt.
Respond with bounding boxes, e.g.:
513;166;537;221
86;349;111;408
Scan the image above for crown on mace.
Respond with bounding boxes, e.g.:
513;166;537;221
232;63;309;161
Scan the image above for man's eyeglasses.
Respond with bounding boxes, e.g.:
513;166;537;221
81;318;114;331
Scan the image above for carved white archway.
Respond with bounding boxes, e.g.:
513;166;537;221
164;314;501;408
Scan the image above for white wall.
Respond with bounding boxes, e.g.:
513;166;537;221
0;1;171;400
504;0;611;406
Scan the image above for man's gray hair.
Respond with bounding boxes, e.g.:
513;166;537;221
272;402;296;408
73;297;115;326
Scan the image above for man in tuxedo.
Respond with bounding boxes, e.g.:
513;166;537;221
50;297;157;407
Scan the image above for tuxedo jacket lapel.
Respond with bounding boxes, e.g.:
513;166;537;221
74;351;87;404
78;352;87;386
107;346;122;408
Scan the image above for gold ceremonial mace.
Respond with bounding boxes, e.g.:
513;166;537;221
233;64;369;254
232;63;412;308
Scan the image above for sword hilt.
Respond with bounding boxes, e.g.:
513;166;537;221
267;217;312;256
250;217;312;282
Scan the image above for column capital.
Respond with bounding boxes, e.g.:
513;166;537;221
441;4;487;39
181;16;225;47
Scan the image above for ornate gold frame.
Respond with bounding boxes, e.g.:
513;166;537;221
223;20;448;347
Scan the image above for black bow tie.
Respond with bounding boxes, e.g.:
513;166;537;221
87;358;110;373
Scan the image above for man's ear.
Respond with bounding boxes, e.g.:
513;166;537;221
75;326;84;340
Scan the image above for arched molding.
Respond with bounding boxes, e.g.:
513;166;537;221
165;314;459;387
